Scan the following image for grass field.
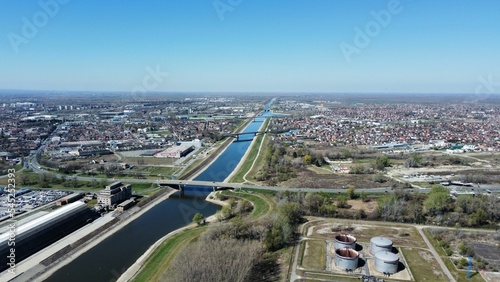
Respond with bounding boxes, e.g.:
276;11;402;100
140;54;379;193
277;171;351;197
401;248;448;282
222;190;272;218
301;240;325;270
131;226;206;282
119;156;176;166
306;165;332;175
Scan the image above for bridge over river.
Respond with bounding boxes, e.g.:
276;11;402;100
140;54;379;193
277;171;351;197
157;179;415;194
221;128;291;141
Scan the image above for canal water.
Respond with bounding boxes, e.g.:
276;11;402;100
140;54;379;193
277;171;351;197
45;103;274;282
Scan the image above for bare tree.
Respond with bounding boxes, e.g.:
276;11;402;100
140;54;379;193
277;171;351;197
162;239;261;282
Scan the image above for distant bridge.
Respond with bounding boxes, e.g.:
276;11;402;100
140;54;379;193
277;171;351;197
252;115;285;122
221;129;290;141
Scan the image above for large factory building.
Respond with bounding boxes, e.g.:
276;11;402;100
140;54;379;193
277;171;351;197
0;201;97;272
97;181;132;208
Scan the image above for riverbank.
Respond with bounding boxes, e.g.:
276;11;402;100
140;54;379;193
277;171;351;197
187;116;255;180
28;189;177;282
224;117;268;183
118;191;227;282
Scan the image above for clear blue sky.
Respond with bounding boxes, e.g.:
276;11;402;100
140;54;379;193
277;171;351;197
1;0;499;93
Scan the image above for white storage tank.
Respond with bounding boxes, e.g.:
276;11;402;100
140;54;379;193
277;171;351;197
370;237;393;254
334;248;359;271
334;234;357;249
374;251;399;274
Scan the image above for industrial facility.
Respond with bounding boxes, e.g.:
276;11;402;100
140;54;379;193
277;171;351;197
56;192;84;206
97;181;132;208
374;251;400;274
0;201;97;272
333;234;359;271
370;237;393;254
334;234;357;249
155;144;195;158
334;247;359;271
330;234;403;276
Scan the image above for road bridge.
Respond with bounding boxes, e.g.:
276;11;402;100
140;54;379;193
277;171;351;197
157;180;409;194
221;129;290;141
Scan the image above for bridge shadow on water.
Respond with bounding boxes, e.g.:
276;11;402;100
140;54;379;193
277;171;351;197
232;138;254;143
180;185;215;194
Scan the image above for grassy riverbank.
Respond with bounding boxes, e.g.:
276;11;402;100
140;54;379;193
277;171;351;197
229;118;270;183
128;188;280;281
132;226;207;282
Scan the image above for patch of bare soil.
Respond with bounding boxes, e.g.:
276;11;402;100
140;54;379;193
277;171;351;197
347;199;377;214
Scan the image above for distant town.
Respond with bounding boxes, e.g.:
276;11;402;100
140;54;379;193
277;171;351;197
1;92;500;282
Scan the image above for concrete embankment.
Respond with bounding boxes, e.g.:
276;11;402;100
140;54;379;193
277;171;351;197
224;117;268;183
184;117;254;180
12;189;177;282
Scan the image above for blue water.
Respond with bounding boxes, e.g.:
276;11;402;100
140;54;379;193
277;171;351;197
194;119;264;182
45;99;276;282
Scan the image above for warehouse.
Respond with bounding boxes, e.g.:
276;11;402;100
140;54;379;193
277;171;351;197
0;201;97;272
56;192;84;206
155;145;195;158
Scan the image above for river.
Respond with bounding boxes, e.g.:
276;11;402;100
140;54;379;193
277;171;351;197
44;100;274;282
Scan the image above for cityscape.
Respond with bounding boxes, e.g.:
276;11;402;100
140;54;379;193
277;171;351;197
1;1;500;282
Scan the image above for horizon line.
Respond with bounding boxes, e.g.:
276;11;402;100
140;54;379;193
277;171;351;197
0;89;498;96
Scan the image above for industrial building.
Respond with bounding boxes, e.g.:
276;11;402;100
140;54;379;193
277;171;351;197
0;202;97;272
178;138;204;148
333;234;359;271
334;234;357;249
374;251;399;274
334;247;359;271
370;237;393;254
97;181;132;208
155;145;195;158
116;198;136;211
56;192;84;206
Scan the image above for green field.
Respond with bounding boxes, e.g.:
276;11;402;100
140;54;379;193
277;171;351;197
401;248;448;282
301;240;325;270
221;190;272;218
